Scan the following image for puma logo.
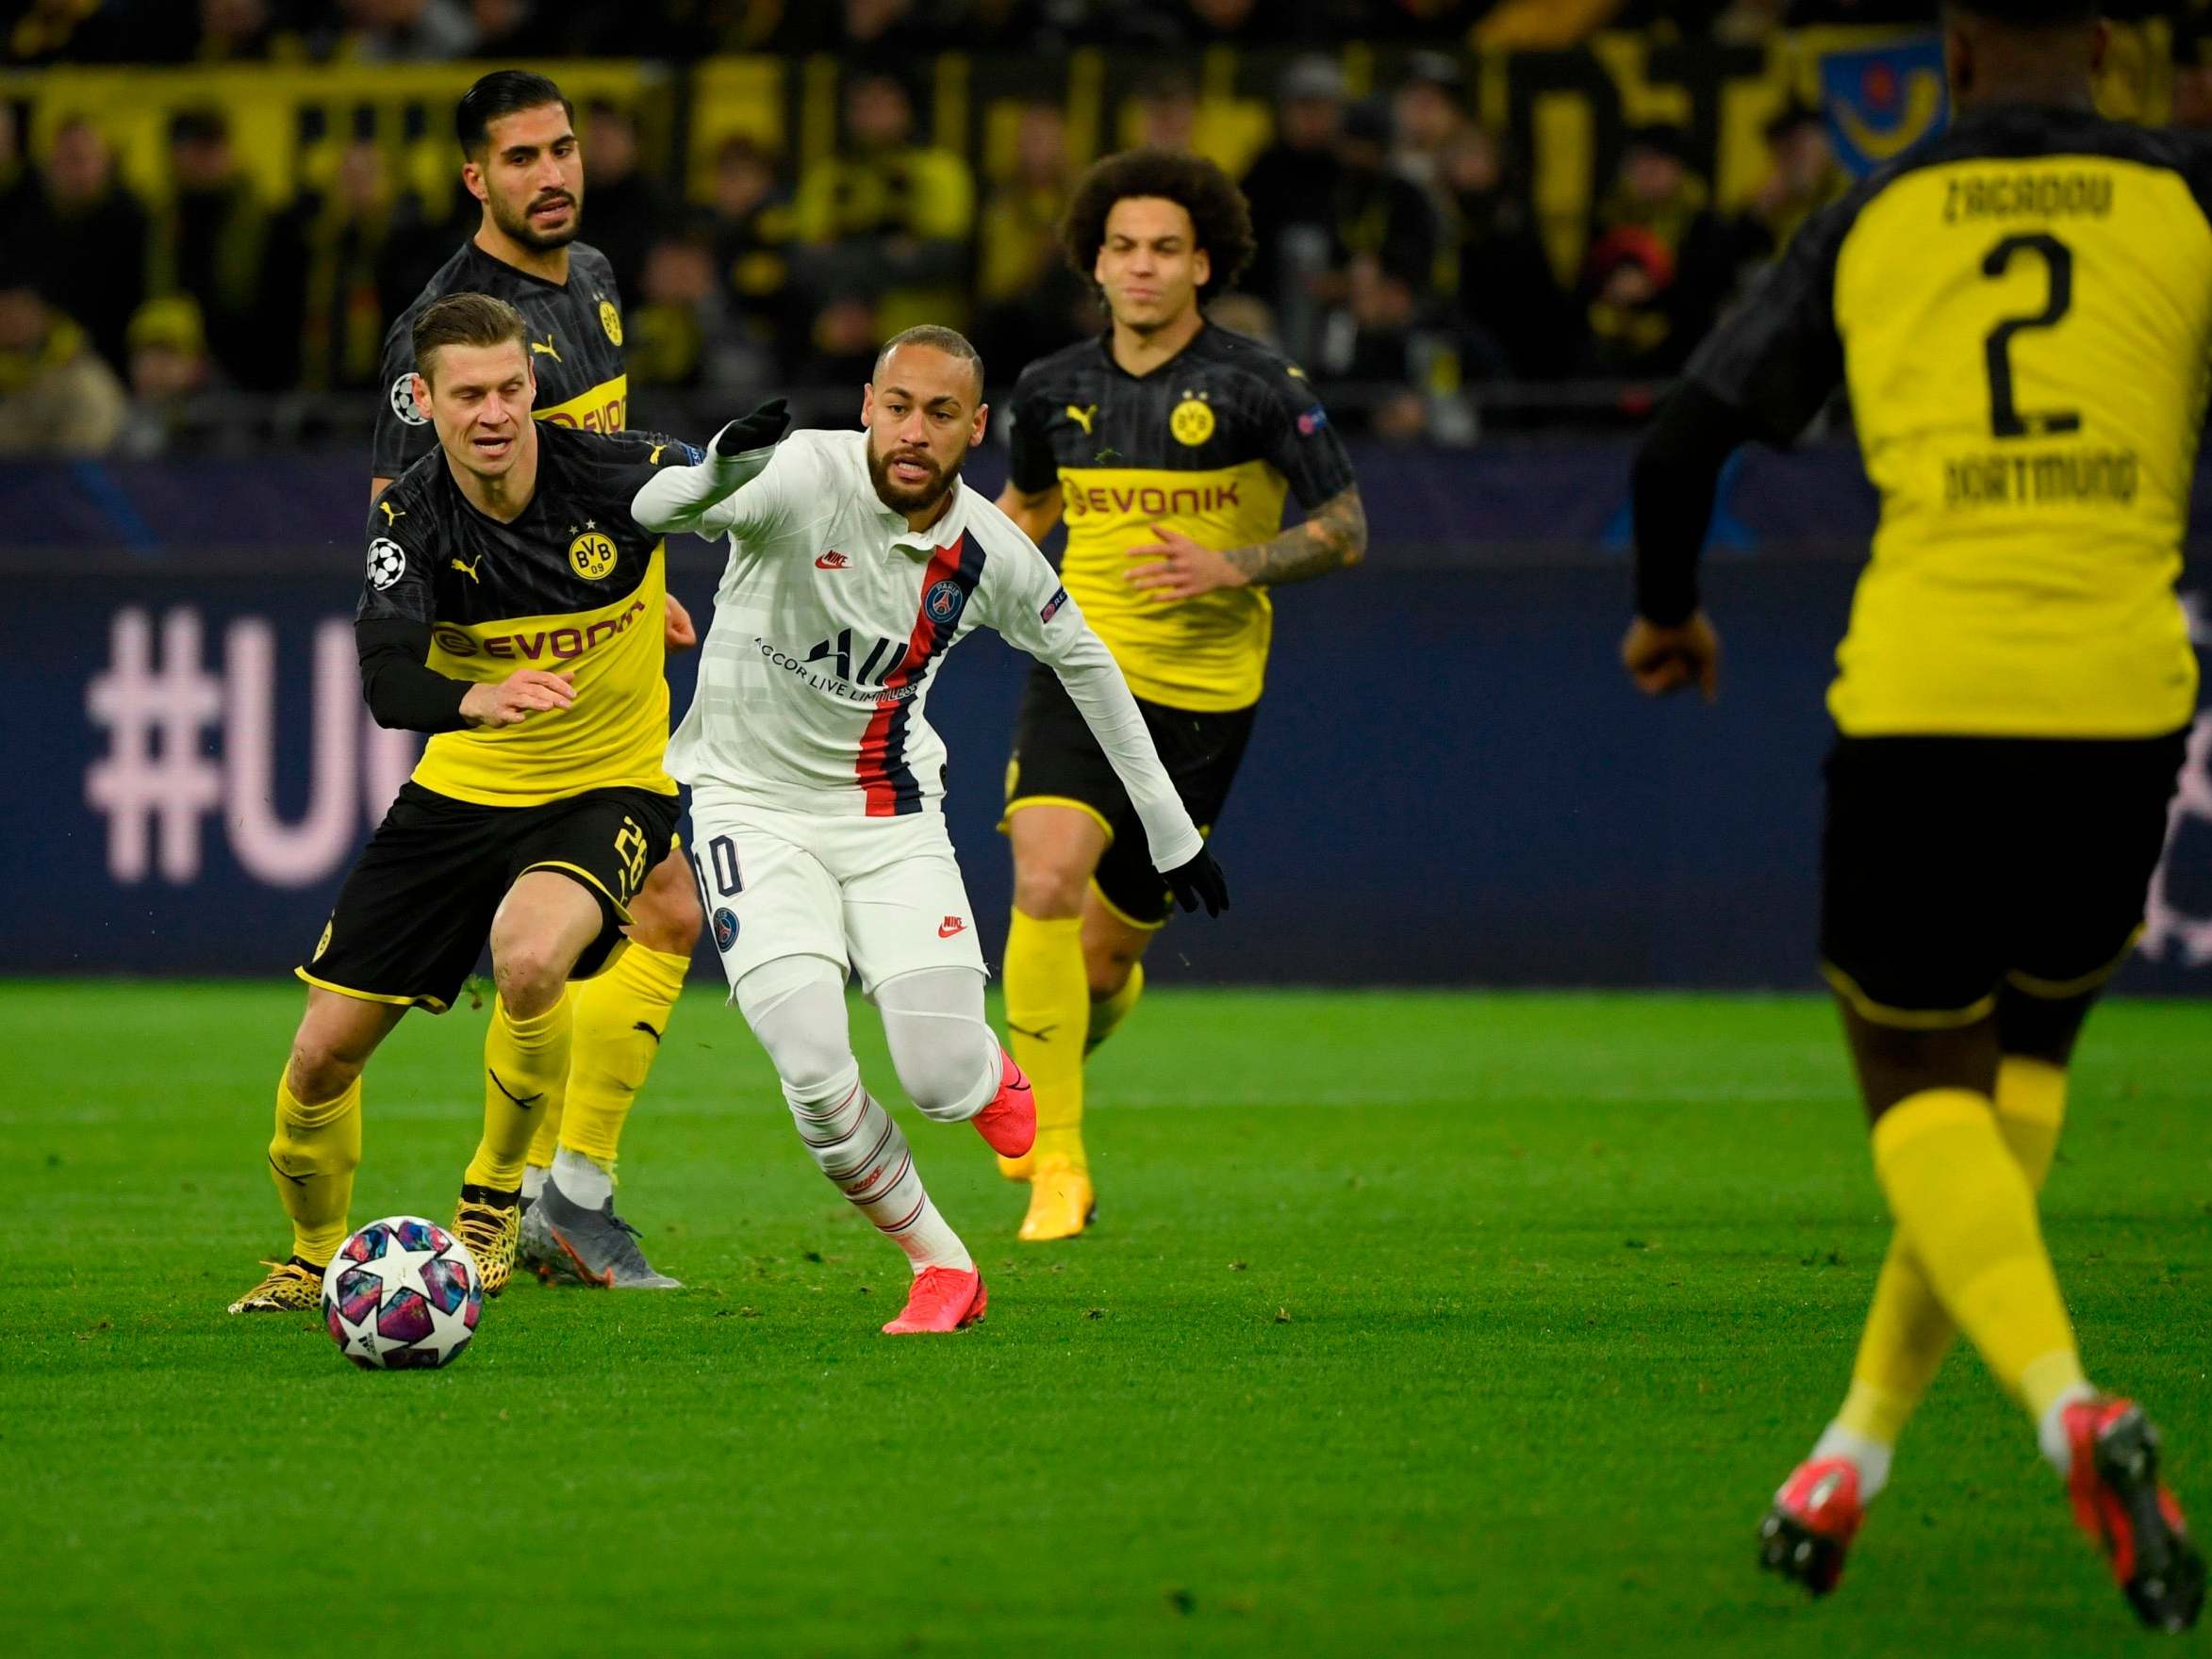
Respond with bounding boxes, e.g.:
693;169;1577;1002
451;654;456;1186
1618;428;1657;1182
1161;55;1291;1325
531;335;562;362
451;555;482;583
266;1153;308;1188
649;443;667;464
1065;403;1098;435
488;1069;542;1110
632;1022;662;1044
377;501;404;525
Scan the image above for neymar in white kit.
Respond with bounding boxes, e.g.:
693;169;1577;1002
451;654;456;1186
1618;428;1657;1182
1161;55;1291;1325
633;327;1228;1333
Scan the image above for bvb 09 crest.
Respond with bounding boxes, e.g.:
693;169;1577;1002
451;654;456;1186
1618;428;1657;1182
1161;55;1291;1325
1171;394;1215;447
570;530;619;581
598;299;623;346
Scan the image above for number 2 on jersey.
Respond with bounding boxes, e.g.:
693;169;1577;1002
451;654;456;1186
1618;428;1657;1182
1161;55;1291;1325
1981;233;2082;440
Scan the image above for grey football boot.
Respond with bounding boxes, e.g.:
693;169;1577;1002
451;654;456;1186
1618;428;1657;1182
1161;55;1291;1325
519;1177;683;1289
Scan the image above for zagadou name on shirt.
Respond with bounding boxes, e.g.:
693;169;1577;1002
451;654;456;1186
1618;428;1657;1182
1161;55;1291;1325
1943;171;2114;222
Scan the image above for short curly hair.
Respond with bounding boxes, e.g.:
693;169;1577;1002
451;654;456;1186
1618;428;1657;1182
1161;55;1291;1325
1060;147;1256;304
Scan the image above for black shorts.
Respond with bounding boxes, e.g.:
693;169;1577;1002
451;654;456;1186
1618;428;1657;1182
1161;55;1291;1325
1820;731;2187;1027
1003;663;1255;928
300;782;682;1012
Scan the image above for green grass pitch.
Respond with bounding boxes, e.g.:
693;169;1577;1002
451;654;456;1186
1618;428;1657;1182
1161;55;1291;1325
1;982;2204;1657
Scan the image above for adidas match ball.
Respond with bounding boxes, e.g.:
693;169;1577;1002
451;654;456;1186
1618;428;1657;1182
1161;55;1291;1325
322;1217;483;1371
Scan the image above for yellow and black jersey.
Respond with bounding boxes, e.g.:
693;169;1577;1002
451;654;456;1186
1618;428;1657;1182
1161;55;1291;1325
361;422;702;807
372;239;628;478
1006;325;1357;712
1691;104;2210;739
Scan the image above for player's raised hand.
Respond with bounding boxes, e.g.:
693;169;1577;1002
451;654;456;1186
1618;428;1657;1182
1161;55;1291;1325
1622;613;1722;703
1126;524;1244;601
664;593;699;651
712;397;790;456
1164;847;1230;917
460;668;575;728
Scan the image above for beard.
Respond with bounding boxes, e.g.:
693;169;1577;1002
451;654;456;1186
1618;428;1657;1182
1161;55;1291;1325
488;186;582;252
867;438;966;517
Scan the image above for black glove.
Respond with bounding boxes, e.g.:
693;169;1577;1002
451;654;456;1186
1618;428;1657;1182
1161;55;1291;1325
713;397;790;457
1164;848;1230;918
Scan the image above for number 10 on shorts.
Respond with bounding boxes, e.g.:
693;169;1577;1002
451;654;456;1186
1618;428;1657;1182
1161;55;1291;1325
690;834;743;954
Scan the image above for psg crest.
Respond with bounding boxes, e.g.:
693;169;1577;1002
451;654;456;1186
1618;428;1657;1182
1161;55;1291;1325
924;579;966;629
713;907;739;952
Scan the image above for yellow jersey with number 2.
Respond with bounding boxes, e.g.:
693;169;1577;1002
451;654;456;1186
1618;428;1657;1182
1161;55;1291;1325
1689;105;2209;738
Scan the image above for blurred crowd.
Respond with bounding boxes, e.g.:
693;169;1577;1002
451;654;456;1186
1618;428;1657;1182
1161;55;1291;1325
3;0;2209;455
8;1;2138;68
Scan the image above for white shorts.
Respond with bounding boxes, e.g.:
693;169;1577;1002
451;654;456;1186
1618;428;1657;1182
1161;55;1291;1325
686;793;986;995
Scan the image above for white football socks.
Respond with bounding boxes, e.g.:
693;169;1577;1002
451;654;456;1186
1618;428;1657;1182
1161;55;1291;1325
1810;1422;1894;1504
553;1143;614;1209
521;1163;549;1203
739;956;974;1278
2038;1382;2099;1478
788;1071;972;1274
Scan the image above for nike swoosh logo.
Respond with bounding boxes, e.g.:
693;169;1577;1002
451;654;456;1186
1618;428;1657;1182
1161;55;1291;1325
1007;1022;1057;1043
487;1069;542;1110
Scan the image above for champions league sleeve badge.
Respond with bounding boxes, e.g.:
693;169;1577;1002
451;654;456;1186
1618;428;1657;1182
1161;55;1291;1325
390;372;429;426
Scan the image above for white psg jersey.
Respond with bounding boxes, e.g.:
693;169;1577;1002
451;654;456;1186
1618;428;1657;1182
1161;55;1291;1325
637;429;1203;869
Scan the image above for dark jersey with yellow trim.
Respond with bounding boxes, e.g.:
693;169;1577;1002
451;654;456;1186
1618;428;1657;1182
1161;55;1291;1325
1006;325;1356;712
1691;105;2210;739
372;239;628;478
362;421;701;807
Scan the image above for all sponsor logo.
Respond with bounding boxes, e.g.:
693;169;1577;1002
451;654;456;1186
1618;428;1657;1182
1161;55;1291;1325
938;915;966;939
816;550;851;569
431;597;647;660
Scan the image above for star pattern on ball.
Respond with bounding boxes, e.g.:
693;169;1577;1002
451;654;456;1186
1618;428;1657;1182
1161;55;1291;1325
322;1219;483;1371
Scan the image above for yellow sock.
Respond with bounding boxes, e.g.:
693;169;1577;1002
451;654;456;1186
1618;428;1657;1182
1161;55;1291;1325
270;1071;361;1266
524;983;582;1172
1871;1087;2086;1423
468;994;571;1192
1005;910;1087;1167
562;943;688;1166
1839;1058;2072;1444
1084;963;1145;1058
1993;1055;2066;1187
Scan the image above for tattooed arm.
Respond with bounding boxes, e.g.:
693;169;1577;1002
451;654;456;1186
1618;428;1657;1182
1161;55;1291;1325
1123;485;1367;601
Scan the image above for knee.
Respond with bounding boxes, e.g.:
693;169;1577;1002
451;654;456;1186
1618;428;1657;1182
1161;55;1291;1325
1014;861;1088;921
285;1039;360;1108
892;1042;994;1123
776;1034;857;1104
629;856;703;956
1085;954;1133;1003
493;945;568;1018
